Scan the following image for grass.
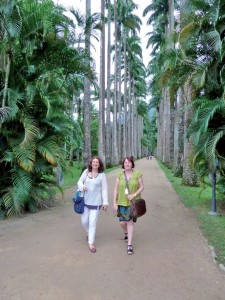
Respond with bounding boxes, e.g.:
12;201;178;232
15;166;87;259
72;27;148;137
60;162;119;191
157;160;225;265
60;162;82;191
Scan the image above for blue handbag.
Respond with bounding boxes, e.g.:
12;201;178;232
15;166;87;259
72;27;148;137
73;189;84;214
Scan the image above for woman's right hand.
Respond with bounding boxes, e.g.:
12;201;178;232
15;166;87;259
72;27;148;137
83;185;87;192
113;202;118;210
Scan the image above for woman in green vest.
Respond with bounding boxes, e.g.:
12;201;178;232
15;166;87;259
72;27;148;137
113;156;144;255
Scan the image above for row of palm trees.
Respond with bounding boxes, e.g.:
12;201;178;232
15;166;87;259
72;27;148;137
0;0;150;217
146;0;225;190
85;0;150;166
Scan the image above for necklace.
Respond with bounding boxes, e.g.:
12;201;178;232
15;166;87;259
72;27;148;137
124;170;132;180
91;171;98;178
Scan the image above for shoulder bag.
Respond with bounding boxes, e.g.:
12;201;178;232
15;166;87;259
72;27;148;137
124;171;146;219
73;189;85;214
73;171;87;214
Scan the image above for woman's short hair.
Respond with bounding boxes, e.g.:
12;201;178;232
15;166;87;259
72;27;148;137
122;156;135;169
88;156;104;173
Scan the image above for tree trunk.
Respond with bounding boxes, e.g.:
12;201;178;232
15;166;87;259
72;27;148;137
179;0;199;186
182;84;199;186
132;79;137;159
156;99;163;160
106;0;112;167
123;28;128;158
98;0;106;165
117;34;122;161
112;0;119;165
127;60;132;156
83;0;92;166
172;88;184;176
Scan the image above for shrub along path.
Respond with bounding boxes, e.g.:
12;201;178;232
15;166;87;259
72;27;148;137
0;158;225;300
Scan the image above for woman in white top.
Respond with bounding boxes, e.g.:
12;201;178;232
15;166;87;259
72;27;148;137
77;156;108;253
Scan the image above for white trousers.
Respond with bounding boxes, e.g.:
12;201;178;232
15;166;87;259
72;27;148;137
81;206;100;245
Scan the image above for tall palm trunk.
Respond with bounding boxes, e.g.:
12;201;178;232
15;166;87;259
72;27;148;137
172;88;184;176
163;0;175;167
127;60;132;156
117;34;122;161
83;0;92;166
106;0;112;166
156;99;164;160
112;0;119;165
98;0;106;164
182;84;199;186
137;116;143;157
131;79;137;158
179;0;199;186
123;28;128;158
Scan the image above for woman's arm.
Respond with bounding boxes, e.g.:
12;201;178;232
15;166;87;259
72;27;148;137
101;173;109;206
77;169;88;191
135;176;144;196
127;175;144;201
113;177;119;209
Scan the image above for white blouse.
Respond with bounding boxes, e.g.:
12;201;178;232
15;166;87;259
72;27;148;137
77;169;109;206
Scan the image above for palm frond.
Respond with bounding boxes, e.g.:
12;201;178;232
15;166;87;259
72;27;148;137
13;143;36;172
19;115;39;146
36;138;59;166
206;30;222;53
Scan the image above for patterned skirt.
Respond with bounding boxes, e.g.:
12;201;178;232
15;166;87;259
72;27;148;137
117;205;137;222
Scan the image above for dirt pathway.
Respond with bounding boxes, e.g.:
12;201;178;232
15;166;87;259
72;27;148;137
0;158;225;300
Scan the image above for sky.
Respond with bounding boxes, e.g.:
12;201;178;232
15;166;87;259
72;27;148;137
54;0;151;67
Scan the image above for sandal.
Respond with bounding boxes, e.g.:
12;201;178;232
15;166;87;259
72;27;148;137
124;232;128;242
127;245;133;255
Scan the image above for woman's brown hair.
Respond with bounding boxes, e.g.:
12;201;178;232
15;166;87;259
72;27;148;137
88;156;104;173
122;156;135;169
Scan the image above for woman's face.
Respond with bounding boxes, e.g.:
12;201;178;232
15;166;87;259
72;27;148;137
124;159;132;170
92;158;100;170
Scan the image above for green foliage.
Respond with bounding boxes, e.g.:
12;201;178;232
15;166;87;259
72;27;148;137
146;0;225;190
188;98;225;179
60;162;82;191
0;0;94;218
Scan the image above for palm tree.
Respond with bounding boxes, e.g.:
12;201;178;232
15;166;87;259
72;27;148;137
126;35;145;157
105;0;112;166
112;0;119;165
117;0;141;157
0;0;94;217
83;0;92;167
98;0;106;164
0;0;22;109
144;0;170;163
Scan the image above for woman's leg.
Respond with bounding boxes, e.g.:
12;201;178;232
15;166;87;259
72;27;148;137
119;221;128;233
88;208;100;246
127;219;134;246
119;221;128;240
81;206;89;234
